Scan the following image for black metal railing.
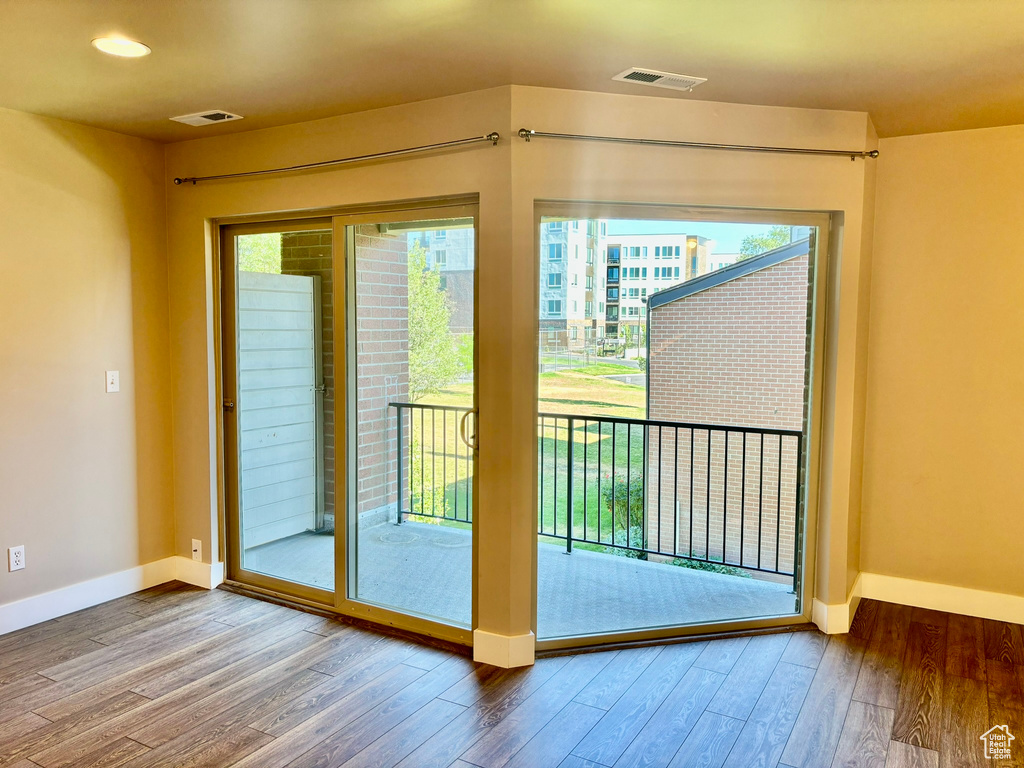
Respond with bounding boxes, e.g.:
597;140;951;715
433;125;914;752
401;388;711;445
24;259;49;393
538;412;803;577
391;403;802;577
391;402;474;525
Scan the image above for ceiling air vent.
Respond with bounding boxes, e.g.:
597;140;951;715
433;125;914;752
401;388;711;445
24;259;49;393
612;68;706;93
170;110;244;127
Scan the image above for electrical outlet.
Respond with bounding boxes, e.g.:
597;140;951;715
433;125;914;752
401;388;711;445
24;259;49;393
191;539;202;562
8;546;25;572
105;370;120;393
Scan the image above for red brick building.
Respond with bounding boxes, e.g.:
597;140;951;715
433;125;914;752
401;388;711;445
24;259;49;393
645;239;811;577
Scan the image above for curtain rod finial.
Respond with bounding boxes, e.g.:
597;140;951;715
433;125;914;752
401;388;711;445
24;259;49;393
487;132;500;145
518;128;532;142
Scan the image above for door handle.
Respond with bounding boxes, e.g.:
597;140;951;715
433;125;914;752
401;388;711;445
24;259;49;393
459;410;478;451
223;399;235;412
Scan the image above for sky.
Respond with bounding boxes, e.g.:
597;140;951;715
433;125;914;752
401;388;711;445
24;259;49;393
604;219;781;254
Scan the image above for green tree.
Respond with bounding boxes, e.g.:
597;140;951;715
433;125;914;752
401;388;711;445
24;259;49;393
738;226;791;261
407;241;460;400
237;232;282;273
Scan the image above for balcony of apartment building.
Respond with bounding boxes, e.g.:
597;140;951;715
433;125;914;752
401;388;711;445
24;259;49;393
241;399;799;640
240;234;807;641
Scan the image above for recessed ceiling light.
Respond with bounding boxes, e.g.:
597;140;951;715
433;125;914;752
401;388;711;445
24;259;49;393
91;37;151;58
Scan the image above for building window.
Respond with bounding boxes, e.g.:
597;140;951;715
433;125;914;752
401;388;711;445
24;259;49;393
600;222;607;236
571;274;578;286
549;221;563;231
435;249;447;266
574;244;580;260
642;247;648;257
547;300;562;315
439;276;447;290
585;301;593;318
570;326;578;339
585;275;593;289
573;300;577;312
674;267;680;278
573;221;580;231
587;248;595;264
691;255;698;274
641;288;647;297
642;267;647;278
549;243;563;261
653;267;660;279
435;229;447;241
598;301;604;312
548;273;562;288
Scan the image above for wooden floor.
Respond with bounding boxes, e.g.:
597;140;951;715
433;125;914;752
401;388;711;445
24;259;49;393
0;584;1017;768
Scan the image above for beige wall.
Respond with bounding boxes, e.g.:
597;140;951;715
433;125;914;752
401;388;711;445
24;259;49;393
862;124;1024;595
165;85;877;642
0;108;174;605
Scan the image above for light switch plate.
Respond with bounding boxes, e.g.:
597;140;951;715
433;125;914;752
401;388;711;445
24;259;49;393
105;371;120;393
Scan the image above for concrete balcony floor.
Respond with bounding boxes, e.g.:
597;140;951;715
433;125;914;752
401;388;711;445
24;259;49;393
244;520;797;638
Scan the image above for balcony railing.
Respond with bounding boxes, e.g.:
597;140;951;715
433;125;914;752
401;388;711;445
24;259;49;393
392;403;802;577
392;402;474;524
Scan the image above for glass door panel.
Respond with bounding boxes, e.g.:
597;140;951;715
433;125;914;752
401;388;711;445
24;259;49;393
224;224;335;596
346;217;475;628
536;213;823;642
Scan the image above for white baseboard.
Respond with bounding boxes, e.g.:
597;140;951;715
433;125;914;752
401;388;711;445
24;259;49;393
174;557;225;590
473;629;535;668
812;572;1024;635
812;574;863;634
859;572;1024;625
0;556;225;636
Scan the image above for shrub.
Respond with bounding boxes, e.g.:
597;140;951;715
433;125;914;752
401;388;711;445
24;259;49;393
670;557;751;578
600;470;646;558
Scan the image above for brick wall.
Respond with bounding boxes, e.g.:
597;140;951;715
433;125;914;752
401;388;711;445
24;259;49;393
353;225;410;518
280;230;335;528
645;255;809;576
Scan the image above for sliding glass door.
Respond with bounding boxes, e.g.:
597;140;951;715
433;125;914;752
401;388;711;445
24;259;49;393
222;220;335;603
340;208;476;635
222;202;477;642
535;205;828;647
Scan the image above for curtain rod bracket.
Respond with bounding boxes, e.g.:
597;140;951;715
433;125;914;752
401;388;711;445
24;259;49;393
516;127;878;161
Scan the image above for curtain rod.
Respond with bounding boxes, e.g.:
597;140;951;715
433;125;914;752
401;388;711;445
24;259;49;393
517;128;878;161
173;132;501;185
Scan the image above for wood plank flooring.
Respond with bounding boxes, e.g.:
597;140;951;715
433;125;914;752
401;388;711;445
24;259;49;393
0;584;1018;767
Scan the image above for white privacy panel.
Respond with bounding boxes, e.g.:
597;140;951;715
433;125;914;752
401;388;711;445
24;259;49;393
238;271;319;548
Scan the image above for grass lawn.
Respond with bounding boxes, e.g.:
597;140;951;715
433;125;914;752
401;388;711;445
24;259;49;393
404;369;647;548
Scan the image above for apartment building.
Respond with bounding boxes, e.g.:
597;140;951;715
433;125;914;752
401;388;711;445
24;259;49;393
604;233;711;339
539;219;608;346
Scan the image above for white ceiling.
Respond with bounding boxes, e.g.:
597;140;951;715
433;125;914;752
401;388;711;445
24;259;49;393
2;0;1023;142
